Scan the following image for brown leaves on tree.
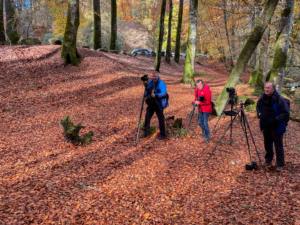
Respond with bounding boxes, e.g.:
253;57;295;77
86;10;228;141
0;45;300;224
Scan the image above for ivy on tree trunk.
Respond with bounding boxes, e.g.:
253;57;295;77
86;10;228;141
5;0;20;45
269;0;295;94
154;0;167;72
61;0;80;66
109;0;117;50
165;0;173;64
93;0;101;50
181;0;198;87
214;0;279;116
175;0;183;63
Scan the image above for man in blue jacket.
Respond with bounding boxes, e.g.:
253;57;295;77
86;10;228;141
140;72;169;140
256;82;289;172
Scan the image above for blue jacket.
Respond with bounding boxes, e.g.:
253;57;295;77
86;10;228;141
145;77;169;110
256;91;290;134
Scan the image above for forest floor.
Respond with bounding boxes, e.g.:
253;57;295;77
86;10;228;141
1;45;300;224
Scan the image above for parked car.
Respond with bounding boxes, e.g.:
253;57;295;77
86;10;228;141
195;53;209;58
131;49;152;56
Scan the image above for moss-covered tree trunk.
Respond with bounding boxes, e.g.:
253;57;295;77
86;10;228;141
154;0;167;72
247;2;261;86
222;0;234;67
289;13;300;64
61;0;80;66
269;0;295;94
214;0;279;116
165;0;173;64
0;0;5;43
256;26;270;86
93;0;101;50
174;0;183;63
109;0;117;50
5;0;20;44
180;0;198;87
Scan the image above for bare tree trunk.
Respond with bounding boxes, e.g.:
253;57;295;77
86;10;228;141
61;0;80;66
222;0;234;67
165;0;173;64
214;0;279;116
230;2;236;60
174;0;183;63
5;0;20;44
289;13;300;65
0;0;5;43
269;0;295;94
93;0;101;50
181;0;198;87
154;0;167;72
109;0;117;50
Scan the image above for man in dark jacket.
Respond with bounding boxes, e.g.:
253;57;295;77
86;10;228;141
194;79;212;143
256;82;289;172
140;72;169;140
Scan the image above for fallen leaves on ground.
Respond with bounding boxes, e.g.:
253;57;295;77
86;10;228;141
0;45;300;224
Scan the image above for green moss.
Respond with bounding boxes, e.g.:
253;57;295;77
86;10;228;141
249;86;264;97
18;38;41;45
194;71;215;79
247;68;257;85
60;116;94;144
5;0;20;44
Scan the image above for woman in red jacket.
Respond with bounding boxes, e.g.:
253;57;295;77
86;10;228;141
194;79;212;143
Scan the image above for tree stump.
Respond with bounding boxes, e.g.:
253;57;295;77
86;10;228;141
60;116;94;144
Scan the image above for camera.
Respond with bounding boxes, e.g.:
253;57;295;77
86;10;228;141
199;96;205;102
141;74;149;88
226;87;236;95
245;161;258;170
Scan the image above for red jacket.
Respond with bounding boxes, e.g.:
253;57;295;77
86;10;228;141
194;84;212;113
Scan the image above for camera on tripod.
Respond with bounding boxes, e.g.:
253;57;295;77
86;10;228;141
199;96;205;102
226;87;236;99
141;74;149;88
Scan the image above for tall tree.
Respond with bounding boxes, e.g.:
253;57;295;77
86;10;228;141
61;0;80;66
154;0;167;72
165;0;173;64
93;0;101;50
110;0;117;50
214;0;279;116
5;0;20;44
175;0;183;63
181;0;198;86
269;0;295;93
222;0;234;67
0;0;5;43
289;14;300;65
256;26;270;87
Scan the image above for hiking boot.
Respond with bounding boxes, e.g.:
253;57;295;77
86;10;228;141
276;166;284;172
140;133;150;138
157;135;167;140
263;162;272;167
201;134;205;138
204;138;210;143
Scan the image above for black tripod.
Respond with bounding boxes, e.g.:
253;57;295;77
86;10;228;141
185;99;199;132
205;101;268;181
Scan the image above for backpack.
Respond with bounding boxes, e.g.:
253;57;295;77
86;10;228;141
274;95;290;126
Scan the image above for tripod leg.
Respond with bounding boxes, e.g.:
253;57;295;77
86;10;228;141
186;105;196;132
205;111;240;166
241;109;268;181
242;112;252;161
210;99;230;137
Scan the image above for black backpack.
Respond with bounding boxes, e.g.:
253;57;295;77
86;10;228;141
276;95;290;126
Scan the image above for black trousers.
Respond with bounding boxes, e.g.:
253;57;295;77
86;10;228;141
144;106;166;136
263;128;285;167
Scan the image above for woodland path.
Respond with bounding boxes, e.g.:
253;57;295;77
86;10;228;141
0;46;300;224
